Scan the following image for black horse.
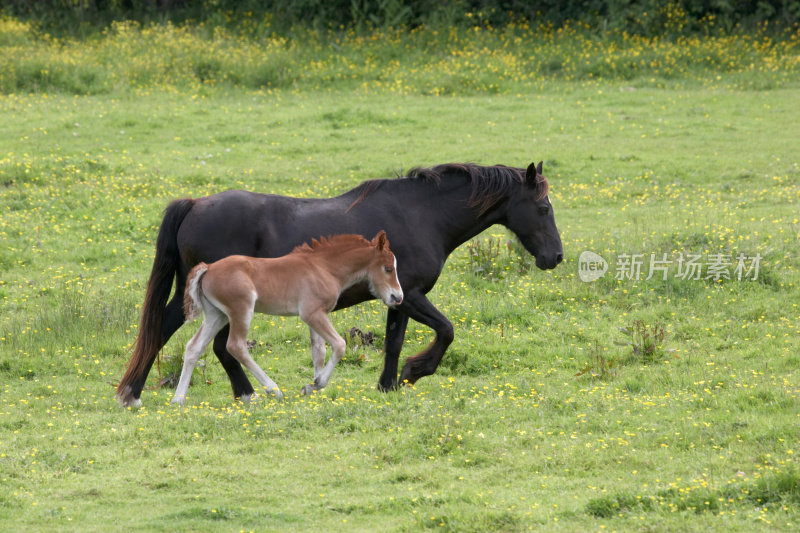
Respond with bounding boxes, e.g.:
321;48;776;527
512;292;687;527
116;161;563;407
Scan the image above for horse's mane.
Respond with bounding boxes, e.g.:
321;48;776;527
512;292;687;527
291;234;371;254
347;163;549;215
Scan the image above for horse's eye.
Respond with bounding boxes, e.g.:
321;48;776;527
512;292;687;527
538;206;550;216
384;266;393;273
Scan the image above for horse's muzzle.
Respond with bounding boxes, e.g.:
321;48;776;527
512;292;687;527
536;253;563;270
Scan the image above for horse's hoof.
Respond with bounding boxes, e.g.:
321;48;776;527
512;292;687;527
376;380;397;392
398;366;416;386
239;393;255;403
116;388;143;408
270;388;284;400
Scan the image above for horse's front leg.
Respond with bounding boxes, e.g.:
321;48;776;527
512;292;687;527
378;307;409;391
396;291;454;385
213;325;256;401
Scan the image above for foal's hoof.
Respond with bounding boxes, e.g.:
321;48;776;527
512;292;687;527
268;389;284;400
301;383;319;395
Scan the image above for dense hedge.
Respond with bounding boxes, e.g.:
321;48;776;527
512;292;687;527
2;0;799;35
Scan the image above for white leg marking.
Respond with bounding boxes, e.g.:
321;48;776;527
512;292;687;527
171;306;227;405
301;312;346;394
226;303;283;399
309;327;327;380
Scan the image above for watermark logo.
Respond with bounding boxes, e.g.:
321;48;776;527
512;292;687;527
578;251;609;282
578;251;762;283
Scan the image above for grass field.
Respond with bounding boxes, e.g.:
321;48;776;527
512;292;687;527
1;19;799;531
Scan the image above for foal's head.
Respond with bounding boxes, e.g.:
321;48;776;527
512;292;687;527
367;231;403;307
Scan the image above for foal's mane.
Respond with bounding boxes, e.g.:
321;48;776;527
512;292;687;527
291;234;371;254
347;163;549;215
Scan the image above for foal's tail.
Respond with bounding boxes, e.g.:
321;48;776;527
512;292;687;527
116;198;195;407
184;263;209;321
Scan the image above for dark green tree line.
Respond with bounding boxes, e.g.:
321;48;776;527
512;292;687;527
1;0;798;35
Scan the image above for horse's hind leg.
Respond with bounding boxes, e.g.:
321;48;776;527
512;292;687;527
301;311;346;395
118;293;186;407
172;306;228;405
226;309;283;399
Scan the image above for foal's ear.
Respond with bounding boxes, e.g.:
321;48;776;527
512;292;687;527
373;230;389;250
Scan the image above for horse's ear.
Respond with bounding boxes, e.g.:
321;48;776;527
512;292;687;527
536;160;543;175
373;230;388;250
525;162;538;185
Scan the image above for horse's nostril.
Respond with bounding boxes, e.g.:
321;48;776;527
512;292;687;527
556;253;564;264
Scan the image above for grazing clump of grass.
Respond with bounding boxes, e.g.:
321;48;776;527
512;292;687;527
575;341;617;380
154;350;209;390
617;320;677;364
465;235;534;281
342;326;378;365
465;236;508;281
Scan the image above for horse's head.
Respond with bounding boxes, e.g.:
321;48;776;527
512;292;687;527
503;161;563;270
367;231;404;306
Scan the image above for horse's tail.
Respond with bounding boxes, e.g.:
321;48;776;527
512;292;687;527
184;263;208;321
116;198;195;407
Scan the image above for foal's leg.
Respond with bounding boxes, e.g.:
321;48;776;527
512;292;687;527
225;306;283;399
172;306;228;405
309;327;327;381
213;325;256;401
300;311;347;395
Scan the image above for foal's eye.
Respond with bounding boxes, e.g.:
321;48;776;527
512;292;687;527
537;205;550;216
384;266;393;274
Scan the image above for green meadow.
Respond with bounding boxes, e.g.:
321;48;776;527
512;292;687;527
1;17;799;531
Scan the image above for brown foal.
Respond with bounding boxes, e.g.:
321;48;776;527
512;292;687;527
171;231;403;405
